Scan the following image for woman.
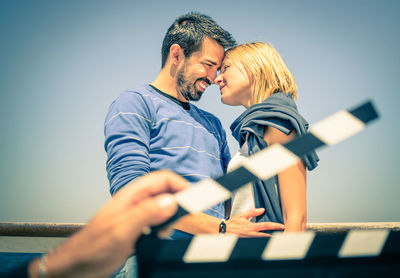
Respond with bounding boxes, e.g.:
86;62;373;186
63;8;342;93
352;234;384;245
215;42;319;232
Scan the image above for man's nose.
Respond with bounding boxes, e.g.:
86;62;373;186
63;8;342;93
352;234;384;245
208;68;220;83
214;74;222;85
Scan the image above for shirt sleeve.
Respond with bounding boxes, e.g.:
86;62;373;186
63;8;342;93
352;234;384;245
104;91;153;195
261;117;293;135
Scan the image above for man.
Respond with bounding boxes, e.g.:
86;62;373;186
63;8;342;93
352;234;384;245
6;171;186;278
104;12;284;238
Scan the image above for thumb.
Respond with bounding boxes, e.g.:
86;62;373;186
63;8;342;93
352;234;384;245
238;208;265;219
128;194;178;230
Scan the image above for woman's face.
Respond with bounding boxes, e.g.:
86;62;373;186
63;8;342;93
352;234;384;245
214;58;252;108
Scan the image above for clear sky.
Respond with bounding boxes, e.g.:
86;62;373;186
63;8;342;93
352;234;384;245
0;0;399;223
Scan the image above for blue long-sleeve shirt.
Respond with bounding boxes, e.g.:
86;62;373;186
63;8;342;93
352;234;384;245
104;84;231;220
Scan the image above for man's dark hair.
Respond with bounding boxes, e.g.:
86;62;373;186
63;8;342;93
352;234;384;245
161;12;236;67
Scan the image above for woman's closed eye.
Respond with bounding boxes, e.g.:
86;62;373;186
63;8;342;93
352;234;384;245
220;64;230;73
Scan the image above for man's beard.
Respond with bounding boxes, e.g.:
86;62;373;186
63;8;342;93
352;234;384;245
176;64;206;102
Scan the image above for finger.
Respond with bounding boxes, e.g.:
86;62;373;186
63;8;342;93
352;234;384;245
237;208;265;219
122;193;178;237
157;226;174;239
253;221;285;231
114;170;188;205
241;231;272;238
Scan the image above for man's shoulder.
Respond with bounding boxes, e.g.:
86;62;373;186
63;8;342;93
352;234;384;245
114;85;166;106
106;85;159;116
121;84;155;98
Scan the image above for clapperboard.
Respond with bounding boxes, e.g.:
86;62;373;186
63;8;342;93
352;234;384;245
136;101;400;277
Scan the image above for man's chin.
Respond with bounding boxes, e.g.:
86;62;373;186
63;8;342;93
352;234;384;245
191;93;203;101
184;91;202;101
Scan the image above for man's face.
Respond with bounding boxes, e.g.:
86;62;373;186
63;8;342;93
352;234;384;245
176;37;225;101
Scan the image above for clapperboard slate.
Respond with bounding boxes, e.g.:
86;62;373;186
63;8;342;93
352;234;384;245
136;101;400;277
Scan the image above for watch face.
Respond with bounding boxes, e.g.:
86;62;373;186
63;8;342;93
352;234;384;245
219;220;226;233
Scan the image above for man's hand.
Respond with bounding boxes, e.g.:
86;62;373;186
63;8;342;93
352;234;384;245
226;208;285;237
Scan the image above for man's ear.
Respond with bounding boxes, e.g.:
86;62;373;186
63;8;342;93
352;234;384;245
169;44;184;65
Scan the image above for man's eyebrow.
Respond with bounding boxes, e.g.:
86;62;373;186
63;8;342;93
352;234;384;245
204;59;218;66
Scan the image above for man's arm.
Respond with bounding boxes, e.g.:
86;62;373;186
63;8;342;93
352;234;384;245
174;208;284;237
104;91;152;195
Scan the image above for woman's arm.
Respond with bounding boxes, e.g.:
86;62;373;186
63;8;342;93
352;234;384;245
263;126;307;232
173;208;284;237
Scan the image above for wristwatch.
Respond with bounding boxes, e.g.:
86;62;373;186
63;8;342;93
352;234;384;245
219;219;226;234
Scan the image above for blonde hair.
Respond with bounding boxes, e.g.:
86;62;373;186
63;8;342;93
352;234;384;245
225;42;297;105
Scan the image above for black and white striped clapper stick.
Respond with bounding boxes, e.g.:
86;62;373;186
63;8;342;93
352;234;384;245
148;100;378;234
